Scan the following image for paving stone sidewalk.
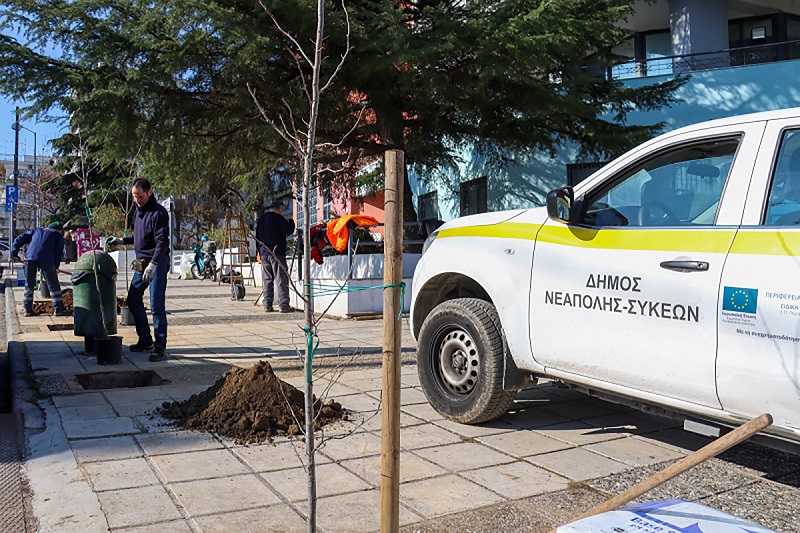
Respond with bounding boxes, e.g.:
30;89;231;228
9;274;800;532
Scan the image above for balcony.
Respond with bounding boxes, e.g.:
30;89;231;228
603;40;800;80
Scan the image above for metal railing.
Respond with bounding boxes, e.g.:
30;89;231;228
599;40;800;79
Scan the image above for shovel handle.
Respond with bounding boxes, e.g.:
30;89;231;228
555;413;773;530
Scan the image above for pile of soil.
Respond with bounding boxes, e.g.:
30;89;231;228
31;290;126;315
32;289;73;315
158;361;346;444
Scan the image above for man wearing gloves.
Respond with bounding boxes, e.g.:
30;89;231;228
106;178;170;361
11;221;69;317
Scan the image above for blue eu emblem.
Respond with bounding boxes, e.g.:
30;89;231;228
722;286;758;314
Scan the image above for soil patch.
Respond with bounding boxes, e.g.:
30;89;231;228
31;290;126;315
158;361;345;444
31;289;73;315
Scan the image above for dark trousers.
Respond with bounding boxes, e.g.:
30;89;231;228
261;253;289;309
23;261;63;313
127;259;169;350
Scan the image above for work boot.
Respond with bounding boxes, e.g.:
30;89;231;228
130;340;154;352
53;309;72;317
149;348;167;362
24;310;35;317
264;306;275;313
279;306;296;313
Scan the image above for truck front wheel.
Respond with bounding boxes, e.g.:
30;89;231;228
417;298;516;424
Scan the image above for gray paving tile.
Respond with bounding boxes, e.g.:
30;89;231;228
233;441;330;472
57;403;118;422
534;421;627;446
82;457;160;491
527;447;630;481
478;430;573;458
96;485;182;529
262;462;371;502
400;474;503;518
538;399;623;420
585;436;686;467
500;406;572;429
193;504;307;533
462;461;571;499
113;519;194;532
53;393;108;408
62;416;140;439
149;448;249;483
135;430;223;456
311;489;422;532
71;435;143;463
317;431;383;461
400;402;446;422
171;474;282;516
400;423;465;450
413;441;514;472
340;451;446;486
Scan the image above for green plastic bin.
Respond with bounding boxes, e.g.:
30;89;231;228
72;251;118;338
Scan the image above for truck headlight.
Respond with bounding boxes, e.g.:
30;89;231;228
422;230;439;256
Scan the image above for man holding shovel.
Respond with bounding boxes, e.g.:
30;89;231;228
11;221;70;317
106;178;170;362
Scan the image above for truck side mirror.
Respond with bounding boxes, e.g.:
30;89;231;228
546;187;574;223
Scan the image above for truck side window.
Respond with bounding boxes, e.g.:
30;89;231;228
764;130;800;226
581;137;740;227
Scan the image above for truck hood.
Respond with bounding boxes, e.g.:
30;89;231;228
437;208;533;231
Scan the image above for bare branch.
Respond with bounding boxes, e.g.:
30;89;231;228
256;0;313;67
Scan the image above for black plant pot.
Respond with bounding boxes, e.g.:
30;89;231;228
96;336;123;365
82;336;96;355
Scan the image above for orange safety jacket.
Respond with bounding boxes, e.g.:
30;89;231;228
326;214;380;252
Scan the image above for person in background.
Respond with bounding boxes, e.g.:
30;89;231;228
256;200;295;313
106;178;170;361
11;221;69;317
63;230;78;263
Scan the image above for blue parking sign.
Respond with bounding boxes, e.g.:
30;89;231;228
5;185;17;213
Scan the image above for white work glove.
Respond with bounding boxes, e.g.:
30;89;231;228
142;261;157;283
105;236;124;247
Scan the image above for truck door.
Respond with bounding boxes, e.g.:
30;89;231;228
530;122;764;407
717;120;800;434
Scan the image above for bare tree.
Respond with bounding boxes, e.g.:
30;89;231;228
247;0;358;529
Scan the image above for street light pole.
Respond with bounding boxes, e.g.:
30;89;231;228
12;106;19;238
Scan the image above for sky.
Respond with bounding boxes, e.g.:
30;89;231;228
0;97;68;159
0;23;69;159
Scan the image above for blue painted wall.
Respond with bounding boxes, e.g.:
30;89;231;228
411;59;800;221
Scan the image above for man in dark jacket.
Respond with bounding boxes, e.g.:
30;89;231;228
11;221;69;317
256;200;295;313
106;178;170;361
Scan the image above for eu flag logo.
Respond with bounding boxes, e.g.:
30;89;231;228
722;286;758;314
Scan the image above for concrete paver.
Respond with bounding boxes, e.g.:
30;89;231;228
8;277;800;532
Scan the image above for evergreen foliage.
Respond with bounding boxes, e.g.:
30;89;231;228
0;0;684;220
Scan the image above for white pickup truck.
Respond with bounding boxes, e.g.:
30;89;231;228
411;107;800;443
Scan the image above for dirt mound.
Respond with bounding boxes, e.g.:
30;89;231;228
32;288;73;315
158;361;346;444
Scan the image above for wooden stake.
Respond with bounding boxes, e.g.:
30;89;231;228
380;149;404;533
554;413;773;531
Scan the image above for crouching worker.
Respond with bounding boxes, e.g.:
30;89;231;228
11;221;69;317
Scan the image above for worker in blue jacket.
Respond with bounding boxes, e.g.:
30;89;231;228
11;221;69;317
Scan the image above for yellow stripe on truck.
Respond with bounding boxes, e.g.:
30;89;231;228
440;222;735;253
439;222;800;256
730;229;800;255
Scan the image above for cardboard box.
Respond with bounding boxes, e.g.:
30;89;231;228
558;499;776;532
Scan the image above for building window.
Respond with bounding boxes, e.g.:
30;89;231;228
308;183;319;226
459;177;487;217
566;161;608;187
418;191;438;220
322;191;334;221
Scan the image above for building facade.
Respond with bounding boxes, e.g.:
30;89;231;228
411;0;800;222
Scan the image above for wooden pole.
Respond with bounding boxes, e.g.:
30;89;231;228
380;149;404;533
557;413;773;529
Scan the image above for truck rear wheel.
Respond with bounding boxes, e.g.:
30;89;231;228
417;298;516;424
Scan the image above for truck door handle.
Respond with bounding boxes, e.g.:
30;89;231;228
659;260;709;272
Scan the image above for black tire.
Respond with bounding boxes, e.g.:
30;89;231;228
190;264;200;280
417;298;516;424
